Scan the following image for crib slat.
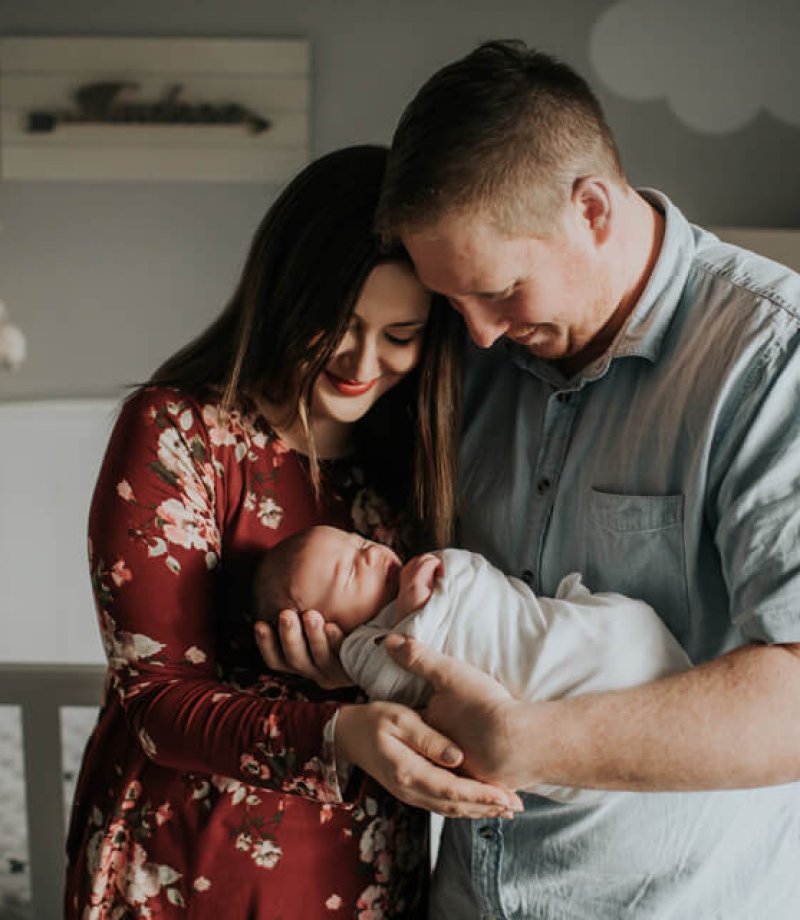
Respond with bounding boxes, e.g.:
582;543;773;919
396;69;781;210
0;663;105;918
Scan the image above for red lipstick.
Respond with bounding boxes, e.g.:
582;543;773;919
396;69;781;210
325;372;378;397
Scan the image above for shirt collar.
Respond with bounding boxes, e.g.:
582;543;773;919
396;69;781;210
506;188;697;384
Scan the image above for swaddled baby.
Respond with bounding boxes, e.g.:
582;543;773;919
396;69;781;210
254;525;691;803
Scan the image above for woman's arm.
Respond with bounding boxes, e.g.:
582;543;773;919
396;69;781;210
255;569;523;817
91;390;346;804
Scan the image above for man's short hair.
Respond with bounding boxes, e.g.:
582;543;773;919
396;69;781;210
376;40;625;239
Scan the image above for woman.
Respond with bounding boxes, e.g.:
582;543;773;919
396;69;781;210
65;146;515;919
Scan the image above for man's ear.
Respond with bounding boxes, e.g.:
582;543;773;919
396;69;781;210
571;177;613;244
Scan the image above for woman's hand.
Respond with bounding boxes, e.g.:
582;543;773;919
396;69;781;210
255;609;354;690
335;700;524;818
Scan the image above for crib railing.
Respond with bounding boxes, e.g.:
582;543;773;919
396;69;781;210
0;663;105;920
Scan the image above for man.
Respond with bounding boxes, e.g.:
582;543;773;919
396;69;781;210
376;40;800;919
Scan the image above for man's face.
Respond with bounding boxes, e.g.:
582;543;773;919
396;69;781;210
403;210;618;366
290;526;402;632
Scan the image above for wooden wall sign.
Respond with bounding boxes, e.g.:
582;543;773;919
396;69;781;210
0;37;310;182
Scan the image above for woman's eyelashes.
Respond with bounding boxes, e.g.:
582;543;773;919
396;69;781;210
384;334;418;346
384;328;425;346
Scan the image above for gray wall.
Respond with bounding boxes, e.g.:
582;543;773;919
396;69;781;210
1;0;798;399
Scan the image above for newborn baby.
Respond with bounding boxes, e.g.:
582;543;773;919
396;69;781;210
254;525;691;803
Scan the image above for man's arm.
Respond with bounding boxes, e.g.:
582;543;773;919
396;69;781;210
387;636;800;792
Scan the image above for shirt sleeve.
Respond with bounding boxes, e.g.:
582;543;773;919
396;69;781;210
88;389;350;804
712;328;800;643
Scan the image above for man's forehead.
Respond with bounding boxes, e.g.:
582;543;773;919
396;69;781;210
403;220;522;293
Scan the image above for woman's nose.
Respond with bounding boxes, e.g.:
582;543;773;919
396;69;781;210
341;336;381;381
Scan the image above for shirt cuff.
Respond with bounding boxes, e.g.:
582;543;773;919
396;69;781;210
323;709;354;801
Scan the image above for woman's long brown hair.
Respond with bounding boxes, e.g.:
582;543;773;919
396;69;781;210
143;145;462;546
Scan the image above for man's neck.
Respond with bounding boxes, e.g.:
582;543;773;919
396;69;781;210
557;190;665;379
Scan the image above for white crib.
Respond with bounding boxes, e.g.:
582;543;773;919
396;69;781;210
0;399;116;918
0;664;105;919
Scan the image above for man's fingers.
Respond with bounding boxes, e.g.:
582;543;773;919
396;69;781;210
385;635;453;690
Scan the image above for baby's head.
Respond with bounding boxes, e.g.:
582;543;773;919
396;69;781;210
254;525;402;633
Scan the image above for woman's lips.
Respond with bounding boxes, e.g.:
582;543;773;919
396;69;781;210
324;372;379;397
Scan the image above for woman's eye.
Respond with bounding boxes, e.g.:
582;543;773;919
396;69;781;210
384;332;420;346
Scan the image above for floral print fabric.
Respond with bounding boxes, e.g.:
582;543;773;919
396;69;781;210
65;388;428;919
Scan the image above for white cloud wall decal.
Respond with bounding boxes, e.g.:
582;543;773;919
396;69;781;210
589;0;800;134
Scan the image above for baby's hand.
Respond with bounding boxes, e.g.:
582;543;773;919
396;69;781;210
395;554;443;622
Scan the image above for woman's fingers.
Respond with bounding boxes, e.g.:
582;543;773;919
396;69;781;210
254;620;289;672
302;611;352;688
335;702;523;818
276;609;317;675
385;705;523;815
254;611;353;689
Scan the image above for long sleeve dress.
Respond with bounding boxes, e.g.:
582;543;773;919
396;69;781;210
64;387;428;920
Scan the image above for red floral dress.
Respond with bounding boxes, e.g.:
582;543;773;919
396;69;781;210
64;387;428;919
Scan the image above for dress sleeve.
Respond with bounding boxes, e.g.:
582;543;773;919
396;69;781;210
88;390;348;804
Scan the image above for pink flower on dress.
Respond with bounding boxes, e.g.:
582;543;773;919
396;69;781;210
110;559;132;587
121;781;142;810
184;645;206;664
251;838;282;869
240;753;271;780
355;884;386;920
155;802;172;826
193;876;211;892
116;479;135;501
257;496;284;529
157;497;217;553
202;404;241;447
326;893;343;910
235;832;252;852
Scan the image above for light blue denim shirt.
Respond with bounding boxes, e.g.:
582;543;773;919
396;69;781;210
434;191;800;919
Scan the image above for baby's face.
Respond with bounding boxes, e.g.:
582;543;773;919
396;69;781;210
290;526;402;632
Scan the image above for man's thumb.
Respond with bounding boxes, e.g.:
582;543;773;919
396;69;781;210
384;635;447;689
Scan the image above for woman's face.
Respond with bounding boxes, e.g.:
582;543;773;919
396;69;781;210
311;261;430;426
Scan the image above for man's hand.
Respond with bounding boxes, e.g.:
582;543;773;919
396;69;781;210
335;700;523;818
255;609;353;690
394;553;443;621
385;635;529;789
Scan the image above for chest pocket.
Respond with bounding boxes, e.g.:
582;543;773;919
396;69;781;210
585;489;689;644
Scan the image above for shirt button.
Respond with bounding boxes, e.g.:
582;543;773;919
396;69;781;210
478;825;498;839
556;391;571;403
537;477;551;495
521;569;534;586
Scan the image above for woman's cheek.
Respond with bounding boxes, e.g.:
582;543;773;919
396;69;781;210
387;343;424;378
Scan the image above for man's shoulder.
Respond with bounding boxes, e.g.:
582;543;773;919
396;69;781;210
688;227;800;328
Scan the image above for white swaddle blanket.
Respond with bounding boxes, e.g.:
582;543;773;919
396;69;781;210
340;548;691;803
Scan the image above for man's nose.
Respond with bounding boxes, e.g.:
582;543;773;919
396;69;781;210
459;303;509;349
